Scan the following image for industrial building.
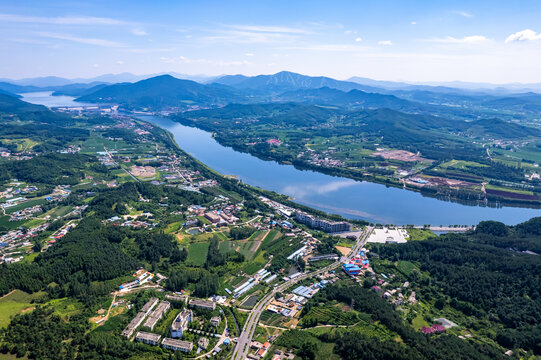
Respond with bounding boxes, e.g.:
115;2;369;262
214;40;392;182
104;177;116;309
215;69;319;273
308;253;339;262
135;331;161;346
162;338;193;353
171;309;193;338
295;211;351;233
189;299;216;310
342;263;361;276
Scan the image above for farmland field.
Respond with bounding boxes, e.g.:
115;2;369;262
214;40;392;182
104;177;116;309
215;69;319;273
186;241;210;266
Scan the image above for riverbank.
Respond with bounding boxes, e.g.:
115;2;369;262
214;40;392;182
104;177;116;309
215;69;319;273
173;117;541;209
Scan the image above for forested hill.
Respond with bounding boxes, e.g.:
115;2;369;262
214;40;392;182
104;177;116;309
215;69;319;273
174;102;540;141
76;74;241;109
0;93;49;114
275;86;428;112
0;95;89;151
371;218;541;354
0;93;72;124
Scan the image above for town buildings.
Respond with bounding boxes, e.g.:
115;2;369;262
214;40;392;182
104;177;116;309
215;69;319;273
162;338;193;353
188;299;216;311
135;331;161;346
171;309;193;338
295;211;351;233
144;301;170;330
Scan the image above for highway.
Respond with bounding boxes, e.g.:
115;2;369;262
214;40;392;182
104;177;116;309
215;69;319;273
231;227;372;360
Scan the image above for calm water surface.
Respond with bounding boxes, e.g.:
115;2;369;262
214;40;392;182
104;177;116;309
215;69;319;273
20;92;540;225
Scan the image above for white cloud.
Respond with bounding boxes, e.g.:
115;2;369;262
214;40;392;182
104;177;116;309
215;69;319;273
131;28;147;36
200;24;313;44
245;53;254;56
284;44;369;52
505;29;541;43
344;30;357;35
355;37;362;42
427;35;488;44
226;24;311;35
453;11;473;18
282;180;357;198
411;21;417;25
378;40;392;46
36;32;124;47
93;63;99;68
116;60;124;65
0;13;127;25
123;47;175;53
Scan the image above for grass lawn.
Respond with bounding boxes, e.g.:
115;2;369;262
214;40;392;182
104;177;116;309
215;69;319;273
165;221;183;234
407;229;437;241
45;297;83;318
186;241;210;266
0;290;44;328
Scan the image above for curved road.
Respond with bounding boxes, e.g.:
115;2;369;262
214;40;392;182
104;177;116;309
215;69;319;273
231;227;372;360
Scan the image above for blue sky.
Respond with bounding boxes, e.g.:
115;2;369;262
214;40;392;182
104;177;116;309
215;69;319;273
2;0;541;83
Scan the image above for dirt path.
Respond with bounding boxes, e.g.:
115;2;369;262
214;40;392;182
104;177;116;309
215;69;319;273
0;290;15;301
104;292;117;321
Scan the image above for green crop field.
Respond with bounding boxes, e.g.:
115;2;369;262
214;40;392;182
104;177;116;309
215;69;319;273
300;305;359;327
396;260;417;276
186;241;210;266
5;198;47;214
0;216;25;230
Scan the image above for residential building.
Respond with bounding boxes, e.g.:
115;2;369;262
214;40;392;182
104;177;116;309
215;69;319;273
210;316;221;327
295;211;351;233
144;301;170;330
141;298;159;315
135;331;161;346
121;312;146;338
198;337;209;350
171;309;193;338
162;338;193;353
189;299;216;311
165;294;188;303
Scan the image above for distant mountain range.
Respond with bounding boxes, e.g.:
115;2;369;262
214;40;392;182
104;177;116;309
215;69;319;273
6;71;541;93
3;70;541;121
76;75;239;108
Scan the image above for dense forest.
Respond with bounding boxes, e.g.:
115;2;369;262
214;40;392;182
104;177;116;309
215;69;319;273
0;153;92;185
279;283;507;360
371;218;541;354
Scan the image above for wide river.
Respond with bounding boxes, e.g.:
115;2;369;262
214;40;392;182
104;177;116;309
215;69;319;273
21;92;541;225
